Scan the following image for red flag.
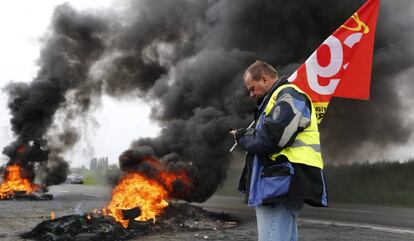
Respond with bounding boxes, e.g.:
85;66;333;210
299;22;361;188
288;0;380;123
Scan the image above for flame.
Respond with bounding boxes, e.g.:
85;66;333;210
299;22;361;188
105;173;169;228
159;171;190;192
86;214;92;220
104;166;191;228
103;156;192;228
0;164;40;199
50;211;55;220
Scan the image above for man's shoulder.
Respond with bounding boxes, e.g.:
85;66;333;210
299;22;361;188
272;84;312;113
276;84;309;102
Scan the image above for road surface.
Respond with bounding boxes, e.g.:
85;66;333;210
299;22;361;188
0;184;413;241
200;195;414;231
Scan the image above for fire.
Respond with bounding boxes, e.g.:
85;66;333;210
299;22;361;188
104;167;191;228
104;173;169;228
50;211;55;220
0;164;39;199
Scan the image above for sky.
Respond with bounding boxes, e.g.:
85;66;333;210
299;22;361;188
0;1;160;167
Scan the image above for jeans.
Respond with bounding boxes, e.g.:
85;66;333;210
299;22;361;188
255;200;304;241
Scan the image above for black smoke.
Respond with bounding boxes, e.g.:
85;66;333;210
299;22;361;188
2;0;413;201
2;4;108;185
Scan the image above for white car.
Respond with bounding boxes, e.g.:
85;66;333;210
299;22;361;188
65;173;84;184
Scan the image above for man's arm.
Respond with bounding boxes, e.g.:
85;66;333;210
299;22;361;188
235;87;312;155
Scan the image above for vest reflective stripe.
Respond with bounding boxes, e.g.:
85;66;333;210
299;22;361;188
290;139;321;153
267;84;324;169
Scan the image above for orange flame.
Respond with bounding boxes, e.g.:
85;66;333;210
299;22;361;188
104;173;169;228
104;169;191;228
0;164;40;199
50;211;55;220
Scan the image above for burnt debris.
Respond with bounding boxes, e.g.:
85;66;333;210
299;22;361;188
21;214;142;241
121;207;142;221
0;191;53;201
22;203;237;241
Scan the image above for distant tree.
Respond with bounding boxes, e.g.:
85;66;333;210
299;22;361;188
105;164;122;186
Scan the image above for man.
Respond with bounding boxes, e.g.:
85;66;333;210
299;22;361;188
230;60;327;241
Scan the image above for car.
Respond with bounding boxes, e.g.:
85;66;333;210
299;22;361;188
65;173;84;184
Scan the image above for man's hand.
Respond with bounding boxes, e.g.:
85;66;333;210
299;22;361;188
229;129;237;137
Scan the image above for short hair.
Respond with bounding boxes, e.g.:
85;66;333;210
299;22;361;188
244;60;278;81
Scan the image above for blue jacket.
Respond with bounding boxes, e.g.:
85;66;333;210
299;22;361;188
236;78;328;207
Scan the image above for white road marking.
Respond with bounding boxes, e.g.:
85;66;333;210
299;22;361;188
324;207;373;213
302;218;414;235
82;193;103;197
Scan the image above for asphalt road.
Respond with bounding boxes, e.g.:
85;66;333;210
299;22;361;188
50;185;414;236
0;184;413;241
199;196;414;231
48;184;414;231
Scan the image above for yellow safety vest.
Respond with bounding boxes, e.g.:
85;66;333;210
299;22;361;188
264;84;324;169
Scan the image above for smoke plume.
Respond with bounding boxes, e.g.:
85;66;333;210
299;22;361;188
2;0;413;201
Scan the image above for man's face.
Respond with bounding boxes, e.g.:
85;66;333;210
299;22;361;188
244;72;270;100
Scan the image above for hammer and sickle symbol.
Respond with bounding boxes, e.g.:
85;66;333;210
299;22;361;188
340;13;369;34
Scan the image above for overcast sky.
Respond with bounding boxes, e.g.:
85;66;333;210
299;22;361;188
0;1;160;167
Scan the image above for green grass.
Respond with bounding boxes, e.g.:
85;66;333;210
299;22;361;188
70;169;108;186
70;165;121;186
217;160;414;207
82;170;104;186
325;161;414;207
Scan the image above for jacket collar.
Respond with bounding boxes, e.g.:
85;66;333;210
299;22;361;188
257;76;288;111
